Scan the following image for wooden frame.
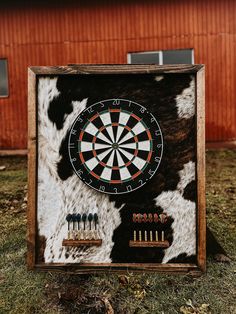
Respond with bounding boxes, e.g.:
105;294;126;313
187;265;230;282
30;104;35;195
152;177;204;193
27;64;205;275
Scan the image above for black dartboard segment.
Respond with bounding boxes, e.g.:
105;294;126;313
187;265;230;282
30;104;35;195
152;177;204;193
68;99;163;194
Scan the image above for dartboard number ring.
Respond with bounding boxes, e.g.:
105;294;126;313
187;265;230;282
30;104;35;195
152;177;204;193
68;99;163;194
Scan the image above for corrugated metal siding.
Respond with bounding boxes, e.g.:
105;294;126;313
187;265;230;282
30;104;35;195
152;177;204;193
0;0;236;148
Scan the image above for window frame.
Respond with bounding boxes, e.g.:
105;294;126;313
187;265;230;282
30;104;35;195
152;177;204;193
127;50;163;65
127;49;194;65
0;58;9;98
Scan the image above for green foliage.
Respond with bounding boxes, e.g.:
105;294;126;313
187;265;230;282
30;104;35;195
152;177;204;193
0;152;235;314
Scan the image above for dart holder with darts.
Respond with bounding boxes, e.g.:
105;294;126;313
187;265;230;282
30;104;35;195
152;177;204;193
27;65;206;275
129;213;170;248
62;213;102;247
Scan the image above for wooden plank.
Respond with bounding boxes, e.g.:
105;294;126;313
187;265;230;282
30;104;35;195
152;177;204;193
196;66;206;272
62;239;102;247
129;240;169;248
27;68;37;270
33;263;202;276
0;149;27;156
29;64;204;75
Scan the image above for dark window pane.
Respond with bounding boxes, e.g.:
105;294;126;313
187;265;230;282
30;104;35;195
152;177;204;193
0;59;8;96
129;52;160;64
162;49;193;64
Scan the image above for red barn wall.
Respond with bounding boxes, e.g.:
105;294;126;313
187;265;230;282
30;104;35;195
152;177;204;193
0;0;236;149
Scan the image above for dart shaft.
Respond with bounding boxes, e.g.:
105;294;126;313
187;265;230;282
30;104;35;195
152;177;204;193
155;231;158;241
134;230;136;241
162;231;164;241
150;231;153;242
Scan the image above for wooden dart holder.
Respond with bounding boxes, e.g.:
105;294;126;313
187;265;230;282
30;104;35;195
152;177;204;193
129;240;169;248
130;213;170;248
129;229;169;247
63;213;101;247
62;239;102;247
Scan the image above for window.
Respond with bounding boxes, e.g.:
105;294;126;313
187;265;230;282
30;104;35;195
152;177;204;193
127;49;194;65
127;51;162;64
0;59;9;97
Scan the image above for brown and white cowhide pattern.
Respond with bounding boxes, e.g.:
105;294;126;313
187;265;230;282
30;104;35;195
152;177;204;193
37;73;196;264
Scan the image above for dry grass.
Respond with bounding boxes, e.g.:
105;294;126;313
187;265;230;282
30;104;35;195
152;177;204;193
0;150;235;314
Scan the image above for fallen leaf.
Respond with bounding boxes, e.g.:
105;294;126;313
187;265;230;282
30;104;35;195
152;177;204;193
118;275;129;285
214;253;231;263
134;288;147;300
102;297;114;314
180;305;195;314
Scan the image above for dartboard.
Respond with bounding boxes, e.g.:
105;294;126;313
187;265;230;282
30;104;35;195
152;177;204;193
68;99;163;194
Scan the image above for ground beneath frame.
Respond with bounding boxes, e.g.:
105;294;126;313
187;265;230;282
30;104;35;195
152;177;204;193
0;150;235;314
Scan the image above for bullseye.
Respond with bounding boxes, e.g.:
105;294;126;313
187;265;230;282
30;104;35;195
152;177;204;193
112;143;119;150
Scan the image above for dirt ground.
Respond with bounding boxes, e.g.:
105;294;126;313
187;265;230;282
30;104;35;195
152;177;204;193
0;150;235;314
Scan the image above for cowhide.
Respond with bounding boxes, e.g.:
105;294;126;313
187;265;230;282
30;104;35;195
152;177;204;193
36;73;196;264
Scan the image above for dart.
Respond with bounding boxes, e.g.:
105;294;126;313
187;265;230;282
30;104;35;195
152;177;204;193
133;213;137;223
159;213;167;224
133;230;136;241
148;213;153;223
88;213;93;230
139;230;142;241
143;213;148;223
144;230;147;241
76;213;81;240
82;213;87;230
150;231;153;242
161;231;165;242
71;213;77;239
66;214;72;239
71;213;77;230
138;214;143;223
154;213;158;223
155;231;158;241
76;213;81;230
94;213;98;230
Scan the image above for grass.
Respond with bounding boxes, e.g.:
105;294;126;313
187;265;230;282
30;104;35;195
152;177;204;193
0;150;235;314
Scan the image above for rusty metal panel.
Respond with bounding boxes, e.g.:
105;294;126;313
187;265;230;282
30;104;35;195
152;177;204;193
0;0;236;148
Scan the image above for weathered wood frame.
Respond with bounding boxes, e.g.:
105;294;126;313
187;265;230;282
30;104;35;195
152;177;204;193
27;64;205;275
